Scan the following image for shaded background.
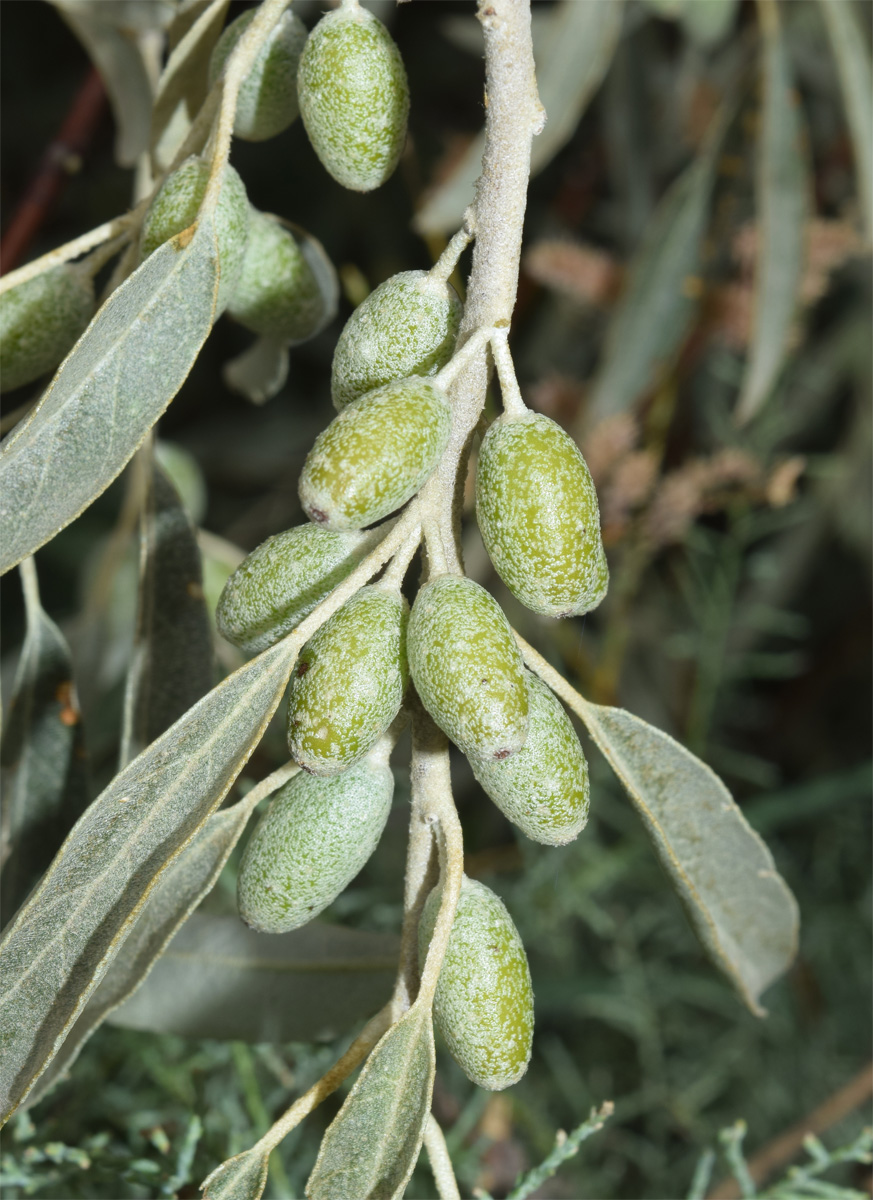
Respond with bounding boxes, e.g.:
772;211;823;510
1;1;870;1197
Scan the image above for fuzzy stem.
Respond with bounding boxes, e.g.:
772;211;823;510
491;325;528;417
424;1115;462;1200
18;557;41;623
413;714;464;1006
419;0;542;567
238;760;300;814
429;220;475;287
0;215;135;295
380;523;422;592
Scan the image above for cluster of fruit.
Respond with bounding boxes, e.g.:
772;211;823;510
0;0;408;392
0;0;608;1096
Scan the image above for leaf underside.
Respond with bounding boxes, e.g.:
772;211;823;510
0;632;297;1123
305;1004;436;1200
0;220;218;576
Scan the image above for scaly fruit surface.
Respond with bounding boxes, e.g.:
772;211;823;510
209;8;307;141
419;876;534;1091
476;412;608;617
0;265;94;393
228;209;324;341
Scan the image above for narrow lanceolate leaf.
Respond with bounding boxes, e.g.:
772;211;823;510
588;149;717;420
818;0;873;243
119;460;214;768
576;704;799;1015
150;0;230;170
306;1003;436;1200
735;24;808;424
0;220;218;576
414;0;622;235
202;1148;269;1200
0;633;298;1123
529;0;623;176
110;914;398;1043
24;795;257;1111
52;1;156;167
0;561;89;925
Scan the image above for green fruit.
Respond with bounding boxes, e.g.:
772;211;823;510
297;1;409;192
237;757;394;932
139;156;249;312
299;376;450;530
287;583;408;775
468;672;589;845
419;876;533;1091
209;8;307;142
216;524;381;654
476;412;608;618
0;265;94;393
227;209;324;341
331;270;462;410
407;575;528;760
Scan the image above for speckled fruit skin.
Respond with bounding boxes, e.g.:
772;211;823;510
287;584;408;775
139;156;249;312
299;377;450;531
297;3;409;192
0;265;94;393
209;8;307;142
331;270;462;410
476;412;609;618
419;876;533;1091
216;524;380;654
228;209;323;341
237;759;394;933
468;672;589;845
407;575;529;760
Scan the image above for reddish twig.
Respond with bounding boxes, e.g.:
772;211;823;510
0;67;107;274
707;1062;873;1199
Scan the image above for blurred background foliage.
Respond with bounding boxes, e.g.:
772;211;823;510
1;0;870;1197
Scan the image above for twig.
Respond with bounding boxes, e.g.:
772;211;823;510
0;68;107;274
418;0;543;569
707;1064;873;1199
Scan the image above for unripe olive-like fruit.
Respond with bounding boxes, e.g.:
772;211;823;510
227;210;324;341
237;756;394;932
468;672;589;845
407;575;529;760
0;265;94;393
297;2;409;192
299;377;450;531
476;412;608;618
209;8;307;142
216;524;381;655
139;156;249;312
287;583;408;775
419;876;533;1091
331;270;462;410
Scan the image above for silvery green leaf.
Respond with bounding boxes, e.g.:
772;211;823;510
150;0;230;171
202;1147;269;1200
306;1003;436;1200
23;794;257;1110
0;632;298;1123
818;0;873;243
575;703;799;1016
53;1;178;33
1;561;89;926
588;146;718;420
415;0;622;236
735;23;808;424
110;914;398;1042
0;218;218;576
119;459;213;768
529;0;623;176
52;1;156;166
223;337;289;405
